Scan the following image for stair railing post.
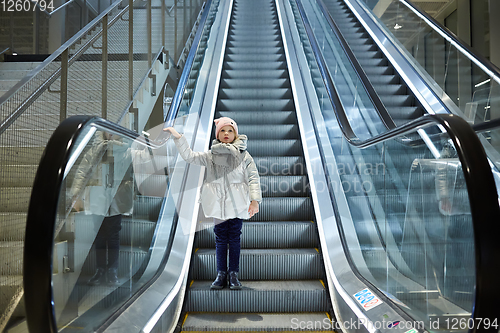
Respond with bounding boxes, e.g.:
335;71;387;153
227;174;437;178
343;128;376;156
102;14;108;120
174;0;178;62
162;0;166;48
129;0;133;102
147;0;152;69
60;49;69;122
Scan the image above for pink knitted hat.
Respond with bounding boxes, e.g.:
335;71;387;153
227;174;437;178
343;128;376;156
214;117;238;139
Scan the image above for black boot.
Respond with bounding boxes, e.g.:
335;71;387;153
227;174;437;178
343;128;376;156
228;271;242;290
210;271;227;289
88;268;106;286
107;268;119;286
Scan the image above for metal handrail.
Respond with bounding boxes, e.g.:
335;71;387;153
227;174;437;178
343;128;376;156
315;0;397;131
0;48;11;56
31;0;78;16
296;0;500;326
398;0;500;86
0;0;126;134
168;0;184;15
164;0;211;127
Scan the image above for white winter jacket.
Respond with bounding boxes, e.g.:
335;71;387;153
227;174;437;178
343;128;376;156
174;134;262;220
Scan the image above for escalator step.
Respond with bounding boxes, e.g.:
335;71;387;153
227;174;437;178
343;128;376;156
252;197;314;221
181;312;333;332
247;139;302;156
239;124;299;140
185;280;328;312
218;111;296;124
194;221;319;248
217;99;294;111
260;175;310;196
191;248;323;280
218;87;291;99
253;156;306;175
221;69;287;79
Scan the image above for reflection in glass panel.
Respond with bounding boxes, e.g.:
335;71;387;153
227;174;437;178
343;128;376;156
349;0;500;128
53;128;173;331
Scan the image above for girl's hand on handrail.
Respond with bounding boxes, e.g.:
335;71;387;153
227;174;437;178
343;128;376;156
163;127;182;139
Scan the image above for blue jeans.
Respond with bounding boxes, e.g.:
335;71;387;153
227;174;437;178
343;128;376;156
213;218;243;272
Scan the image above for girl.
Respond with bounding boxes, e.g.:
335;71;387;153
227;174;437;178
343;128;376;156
163;117;262;289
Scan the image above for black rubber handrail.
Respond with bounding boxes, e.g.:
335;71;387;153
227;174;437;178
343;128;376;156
315;0;397;131
22;116;166;332
23;117;115;332
296;0;500;328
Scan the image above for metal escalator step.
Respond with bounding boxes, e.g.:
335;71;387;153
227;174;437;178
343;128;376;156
181;312;334;332
253;156;306;175
221;69;287;79
218;111;296;125
231;23;278;29
239;124;299;140
260;175;310;196
250;197;314;221
194;221;318;248
220;78;289;89
375;84;407;95
219;88;291;99
368;74;400;85
135;173;169;197
81;245;147;277
357;57;388;67
119;218;156;248
217;99;294;111
361;66;394;76
247;139;302;156
133;195;163;221
228;34;280;43
185;280;328;312
227;41;282;49
378;95;414;106
227;46;281;54
225;61;287;71
224;53;284;63
192;248;323;280
386;106;423;119
231;26;279;33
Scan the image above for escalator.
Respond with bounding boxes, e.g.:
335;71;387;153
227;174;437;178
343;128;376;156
322;0;426;127
181;0;332;329
21;0;500;332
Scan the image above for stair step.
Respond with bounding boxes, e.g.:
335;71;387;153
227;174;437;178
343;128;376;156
195;221;318;248
181;312;333;332
185;280;329;312
192;248;323;280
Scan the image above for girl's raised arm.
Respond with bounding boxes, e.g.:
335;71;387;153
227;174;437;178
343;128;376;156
163;127;210;166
